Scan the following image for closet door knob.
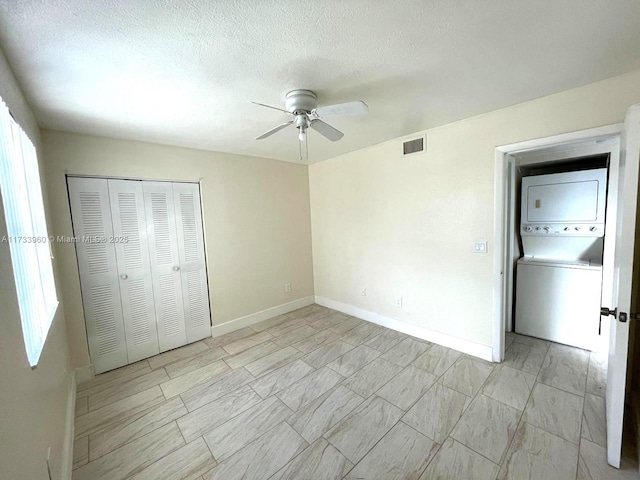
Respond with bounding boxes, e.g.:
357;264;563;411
173;266;180;271
120;274;128;280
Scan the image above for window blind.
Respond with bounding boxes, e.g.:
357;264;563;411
0;97;58;366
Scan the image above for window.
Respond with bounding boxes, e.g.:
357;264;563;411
0;97;58;366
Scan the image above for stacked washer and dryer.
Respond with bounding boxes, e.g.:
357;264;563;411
515;168;607;351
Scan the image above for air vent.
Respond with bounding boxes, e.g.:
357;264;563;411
403;137;425;155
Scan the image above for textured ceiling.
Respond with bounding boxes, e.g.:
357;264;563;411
1;1;640;163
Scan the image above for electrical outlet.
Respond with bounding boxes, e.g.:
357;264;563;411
361;288;367;296
284;283;291;292
395;296;403;308
474;241;488;253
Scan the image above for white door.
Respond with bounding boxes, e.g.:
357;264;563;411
143;181;188;352
108;179;160;363
605;104;640;467
68;177;128;374
173;182;212;342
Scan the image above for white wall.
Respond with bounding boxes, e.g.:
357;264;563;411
41;130;314;369
0;47;73;479
309;69;640;354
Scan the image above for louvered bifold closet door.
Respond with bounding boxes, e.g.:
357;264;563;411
142;181;188;352
173;182;211;342
68;177;128;374
108;179;160;363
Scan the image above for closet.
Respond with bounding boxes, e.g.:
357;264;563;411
68;177;211;374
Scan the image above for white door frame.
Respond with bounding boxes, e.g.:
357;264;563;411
492;123;623;361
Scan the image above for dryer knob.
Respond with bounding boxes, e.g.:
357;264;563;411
589;226;597;232
524;226;532;232
564;227;570;231
574;227;581;231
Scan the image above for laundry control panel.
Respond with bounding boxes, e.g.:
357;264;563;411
521;223;604;237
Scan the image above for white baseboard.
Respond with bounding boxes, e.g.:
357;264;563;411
75;364;94;384
315;296;494;362
61;372;77;479
211;296;315;337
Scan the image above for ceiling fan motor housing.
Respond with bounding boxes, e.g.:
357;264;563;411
285;90;317;114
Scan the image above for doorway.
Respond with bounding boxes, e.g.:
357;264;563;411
492;122;640;469
492;124;623;362
493;105;640;469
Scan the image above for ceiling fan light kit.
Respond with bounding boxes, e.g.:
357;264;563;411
251;89;368;158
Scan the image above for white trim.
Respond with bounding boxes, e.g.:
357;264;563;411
75;364;94;384
492;149;509;362
495;123;623;155
61;373;77;480
315;296;494;362
492;123;624;364
65;173;201;184
515;141;617;166
211;296;315;337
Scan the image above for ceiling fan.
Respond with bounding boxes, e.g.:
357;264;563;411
251;90;368;143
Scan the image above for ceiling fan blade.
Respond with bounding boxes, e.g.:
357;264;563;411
310;119;344;142
249;101;292;115
255;121;294;140
314;101;368;117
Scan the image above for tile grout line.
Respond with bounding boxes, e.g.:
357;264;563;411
222;417;307;470
179;368;255;413
389;345;461;415
261;422;319;479
180;384;267;441
574;350;596;479
83;309;605;479
443;339;546;470
330;344;468;477
202;432;218;468
397;419;445;478
87;434;91;466
159;367;168;401
507;340;592;478
74;309;327;472
82;368;257;462
323;393;402;476
442;348;510;467
175;419;188;445
494;339;553;471
314;325;419;462
356;332;438;378
80;397;176;462
78;415;185;472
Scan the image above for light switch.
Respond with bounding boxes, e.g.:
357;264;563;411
474;241;487;253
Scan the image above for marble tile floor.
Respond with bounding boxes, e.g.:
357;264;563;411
72;305;637;479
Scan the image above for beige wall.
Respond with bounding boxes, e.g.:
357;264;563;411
309;70;640;350
0;47;72;479
41;130;314;368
